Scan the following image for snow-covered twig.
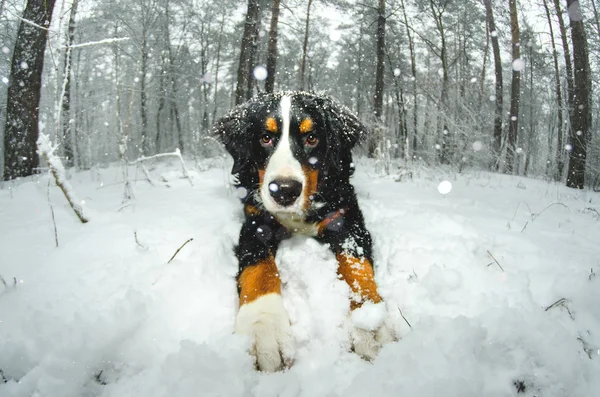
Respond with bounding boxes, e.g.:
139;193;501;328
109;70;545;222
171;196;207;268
129;148;193;186
17;16;50;31
67;37;130;49
37;134;89;223
167;238;194;264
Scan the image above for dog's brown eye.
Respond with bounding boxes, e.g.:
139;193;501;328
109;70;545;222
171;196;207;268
260;134;273;147
305;134;318;147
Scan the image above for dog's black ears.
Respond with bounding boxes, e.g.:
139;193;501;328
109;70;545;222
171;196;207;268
212;105;253;175
322;97;368;151
318;96;367;175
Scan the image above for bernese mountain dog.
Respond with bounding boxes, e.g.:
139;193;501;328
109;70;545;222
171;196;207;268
214;91;396;372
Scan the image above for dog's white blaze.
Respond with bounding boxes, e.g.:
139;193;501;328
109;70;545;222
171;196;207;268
260;95;306;213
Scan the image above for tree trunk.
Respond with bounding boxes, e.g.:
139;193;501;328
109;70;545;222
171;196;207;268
483;0;503;171
506;0;521;175
565;0;591;189
62;0;79;168
235;0;260;104
542;0;565;181
300;0;313;91
265;0;280;93
3;0;58;180
140;29;149;155
373;0;386;121
369;0;386;158
212;12;226;122
553;0;575;130
400;0;418;155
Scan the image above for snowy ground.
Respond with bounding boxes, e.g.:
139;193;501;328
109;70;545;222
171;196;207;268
1;157;599;397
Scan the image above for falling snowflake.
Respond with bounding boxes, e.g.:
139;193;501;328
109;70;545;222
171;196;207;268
236;187;248;199
576;130;582;136
394;68;401;77
489;95;496;101
2;46;9;54
511;116;518;121
435;144;441;150
308;157;318;165
329;30;341;41
20;61;28;69
437;181;452;195
490;30;498;37
1;77;7;84
512;58;525;72
253;65;268;81
472;141;483;151
565;144;573;151
516;147;523;154
268;183;279;192
470;77;477;83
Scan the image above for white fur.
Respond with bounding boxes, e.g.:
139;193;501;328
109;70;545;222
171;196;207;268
235;293;295;372
260;96;307;214
349;303;397;361
275;212;319;236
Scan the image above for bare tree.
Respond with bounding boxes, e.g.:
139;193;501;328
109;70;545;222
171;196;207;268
62;0;79;168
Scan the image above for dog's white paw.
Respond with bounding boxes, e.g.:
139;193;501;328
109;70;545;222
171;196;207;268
235;293;295;372
349;301;397;361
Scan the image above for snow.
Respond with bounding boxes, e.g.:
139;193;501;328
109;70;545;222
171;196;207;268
0;158;599;396
253;66;268;81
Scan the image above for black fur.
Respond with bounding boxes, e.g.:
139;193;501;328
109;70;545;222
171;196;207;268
213;91;374;281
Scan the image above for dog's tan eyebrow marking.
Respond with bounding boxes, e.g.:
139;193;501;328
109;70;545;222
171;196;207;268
299;118;313;134
265;117;278;133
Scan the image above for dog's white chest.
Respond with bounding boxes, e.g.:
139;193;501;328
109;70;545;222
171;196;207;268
275;213;318;236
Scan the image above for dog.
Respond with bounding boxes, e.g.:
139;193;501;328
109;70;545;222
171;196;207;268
213;91;395;372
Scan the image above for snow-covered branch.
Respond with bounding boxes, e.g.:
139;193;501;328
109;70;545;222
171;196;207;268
67;37;130;49
129;148;193;186
37;134;89;223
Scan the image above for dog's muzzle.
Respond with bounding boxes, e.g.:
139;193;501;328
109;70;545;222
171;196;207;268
268;179;302;207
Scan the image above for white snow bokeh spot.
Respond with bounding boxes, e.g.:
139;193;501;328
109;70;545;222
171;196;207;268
253;65;268;81
512;58;525;72
437;180;452;195
472;141;483;152
329;30;341;41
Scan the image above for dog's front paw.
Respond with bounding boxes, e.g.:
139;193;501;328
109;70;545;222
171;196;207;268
235;293;295;372
349;301;397;361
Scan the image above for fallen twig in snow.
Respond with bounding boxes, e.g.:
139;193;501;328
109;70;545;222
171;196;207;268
117;203;134;212
589;268;596;281
582;207;600;220
486;250;505;272
167;238;194;264
47;179;59;247
397;307;412;329
531;202;569;221
37;134;89;223
129;149;193;186
0;368;6;383
134;231;148;250
577;335;595;359
544;297;574;319
0;275;17;290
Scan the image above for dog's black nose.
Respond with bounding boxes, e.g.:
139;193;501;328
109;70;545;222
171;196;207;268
269;179;303;207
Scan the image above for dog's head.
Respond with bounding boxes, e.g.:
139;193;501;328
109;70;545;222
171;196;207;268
213;91;366;215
